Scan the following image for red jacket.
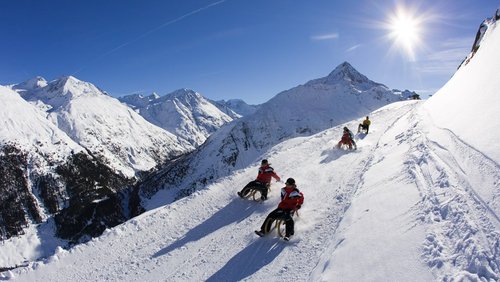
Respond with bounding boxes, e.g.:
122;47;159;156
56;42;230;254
256;164;280;184
340;130;354;145
278;186;304;210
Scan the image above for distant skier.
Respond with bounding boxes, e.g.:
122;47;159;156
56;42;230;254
238;159;281;201
337;126;356;150
255;178;304;241
358;116;371;134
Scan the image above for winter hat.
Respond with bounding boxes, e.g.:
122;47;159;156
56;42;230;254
261;159;268;165
285;178;295;185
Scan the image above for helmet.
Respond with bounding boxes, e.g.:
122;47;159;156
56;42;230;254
343;126;348;131
261;159;268;165
285;178;295;185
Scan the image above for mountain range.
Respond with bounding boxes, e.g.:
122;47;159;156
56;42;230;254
2;10;499;280
119;89;235;147
137;61;409;207
0;75;252;245
0;59;408;262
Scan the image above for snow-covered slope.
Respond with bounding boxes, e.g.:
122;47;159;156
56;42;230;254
4;11;500;282
425;16;500;163
120;89;233;147
0;85;82;157
138;62;407;205
11;76;47;92
8;94;498;280
14;77;193;177
0;86;133;263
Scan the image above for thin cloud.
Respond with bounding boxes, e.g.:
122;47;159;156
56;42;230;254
346;44;362;52
311;33;340;41
73;0;228;75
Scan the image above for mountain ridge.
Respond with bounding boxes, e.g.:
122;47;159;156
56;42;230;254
119;88;234;147
138;61;409;207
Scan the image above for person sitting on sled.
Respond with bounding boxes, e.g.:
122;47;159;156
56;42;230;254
358;116;371;134
337;126;357;150
255;178;304;241
237;159;280;201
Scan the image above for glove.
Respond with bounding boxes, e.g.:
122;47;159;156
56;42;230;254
296;205;301;210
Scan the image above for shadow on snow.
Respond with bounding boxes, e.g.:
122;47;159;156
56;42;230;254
320;147;355;164
152;199;262;258
206;238;286;282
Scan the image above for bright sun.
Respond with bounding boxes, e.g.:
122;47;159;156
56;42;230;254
386;7;423;61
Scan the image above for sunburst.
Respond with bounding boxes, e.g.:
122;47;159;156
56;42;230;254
385;5;424;61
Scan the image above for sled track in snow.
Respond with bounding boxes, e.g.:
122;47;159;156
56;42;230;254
407;108;499;281
308;103;421;279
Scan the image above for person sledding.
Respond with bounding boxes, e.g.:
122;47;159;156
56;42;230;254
237;159;281;201
357;116;371;134
337;126;357;150
255;178;304;241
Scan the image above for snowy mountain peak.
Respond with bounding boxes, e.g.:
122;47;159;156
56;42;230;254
166;88;200;101
326;61;377;85
12;76;47;90
45;76;103;98
120;88;234;147
119;92;161;109
13;75;106;111
212;98;258;118
307;61;385;91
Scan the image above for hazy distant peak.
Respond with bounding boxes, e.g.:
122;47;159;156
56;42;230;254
150;92;161;99
212;98;258;117
13;76;47;90
166;88;200;100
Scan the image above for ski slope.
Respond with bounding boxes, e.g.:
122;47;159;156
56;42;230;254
7;99;498;281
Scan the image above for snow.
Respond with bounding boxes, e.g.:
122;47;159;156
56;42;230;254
120;89;234;147
11;76;193;177
2;13;500;282
0;85;82;157
213;98;258;117
6;94;499;281
0;221;66;271
424;19;500;163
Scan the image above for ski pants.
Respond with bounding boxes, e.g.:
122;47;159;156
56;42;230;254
261;208;294;237
338;137;355;149
240;180;268;198
358;123;369;133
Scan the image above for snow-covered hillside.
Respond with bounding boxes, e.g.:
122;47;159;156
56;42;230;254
138;61;408;205
3;10;500;282
424;16;500;163
7;95;498;280
13;76;193;177
120;89;233;147
0;85;82;157
0;86;135;256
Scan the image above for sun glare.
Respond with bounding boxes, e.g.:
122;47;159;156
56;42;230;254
386;6;423;61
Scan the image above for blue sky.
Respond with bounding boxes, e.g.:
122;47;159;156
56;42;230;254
1;1;498;104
